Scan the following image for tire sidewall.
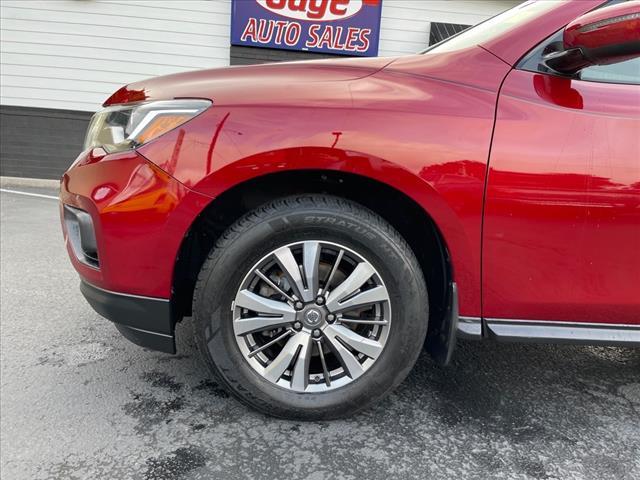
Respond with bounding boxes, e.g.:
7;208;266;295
194;198;428;419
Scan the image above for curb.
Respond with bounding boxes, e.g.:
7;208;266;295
1;176;60;189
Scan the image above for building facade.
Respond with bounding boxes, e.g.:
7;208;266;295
0;0;519;179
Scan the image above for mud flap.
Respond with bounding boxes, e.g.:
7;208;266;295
425;282;459;366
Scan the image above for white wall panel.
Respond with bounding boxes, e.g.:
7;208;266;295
0;0;231;111
1;0;520;112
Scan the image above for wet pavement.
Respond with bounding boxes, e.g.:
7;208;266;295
1;188;638;480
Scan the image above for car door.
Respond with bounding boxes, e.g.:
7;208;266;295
482;34;640;326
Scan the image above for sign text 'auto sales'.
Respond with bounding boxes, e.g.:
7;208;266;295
231;0;383;57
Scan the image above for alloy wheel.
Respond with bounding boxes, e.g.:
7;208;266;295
232;241;392;393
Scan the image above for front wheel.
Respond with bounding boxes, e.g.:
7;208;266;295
193;195;428;419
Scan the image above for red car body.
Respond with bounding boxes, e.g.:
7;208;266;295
60;0;639;357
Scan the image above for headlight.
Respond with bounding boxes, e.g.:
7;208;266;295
84;99;211;153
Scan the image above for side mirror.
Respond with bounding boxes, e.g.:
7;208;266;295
543;1;640;75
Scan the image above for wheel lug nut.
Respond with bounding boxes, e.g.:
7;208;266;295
315;296;325;305
327;314;336;323
293;321;302;331
312;329;322;338
294;301;304;310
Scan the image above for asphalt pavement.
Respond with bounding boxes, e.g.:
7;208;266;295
1;187;639;480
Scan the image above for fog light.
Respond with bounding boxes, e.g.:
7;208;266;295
63;205;99;268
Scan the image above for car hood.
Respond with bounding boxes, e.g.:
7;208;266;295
104;56;397;107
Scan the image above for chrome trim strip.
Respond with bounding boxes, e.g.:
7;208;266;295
456;316;482;340
120;325;174;339
83;280;170;303
485;318;640;346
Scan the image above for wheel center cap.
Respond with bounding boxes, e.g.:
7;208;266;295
302;308;323;328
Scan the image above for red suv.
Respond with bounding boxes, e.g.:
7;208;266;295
60;0;640;419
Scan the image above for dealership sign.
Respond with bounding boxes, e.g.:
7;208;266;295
231;0;383;57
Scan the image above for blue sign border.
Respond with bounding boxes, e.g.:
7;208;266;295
230;0;383;57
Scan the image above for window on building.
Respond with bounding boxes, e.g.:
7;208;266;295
429;23;471;46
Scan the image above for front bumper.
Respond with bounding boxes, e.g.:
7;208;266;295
80;281;175;353
60;148;212;352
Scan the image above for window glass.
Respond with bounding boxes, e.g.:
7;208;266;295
579;59;640;84
423;0;564;54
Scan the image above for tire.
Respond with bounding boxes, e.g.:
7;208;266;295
193;195;428;420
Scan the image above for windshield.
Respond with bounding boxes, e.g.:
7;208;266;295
423;0;565;54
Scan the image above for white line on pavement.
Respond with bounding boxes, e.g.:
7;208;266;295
0;188;58;200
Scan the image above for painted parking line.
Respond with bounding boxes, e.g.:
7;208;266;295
0;188;58;200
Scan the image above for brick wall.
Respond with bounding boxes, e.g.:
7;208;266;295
0;106;91;180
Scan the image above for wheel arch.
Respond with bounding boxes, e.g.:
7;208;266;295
172;169;454;350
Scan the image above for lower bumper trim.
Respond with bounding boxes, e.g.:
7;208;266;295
114;324;175;354
80;280;176;354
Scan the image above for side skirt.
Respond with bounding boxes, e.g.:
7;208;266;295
484;318;640;347
454;317;640;347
